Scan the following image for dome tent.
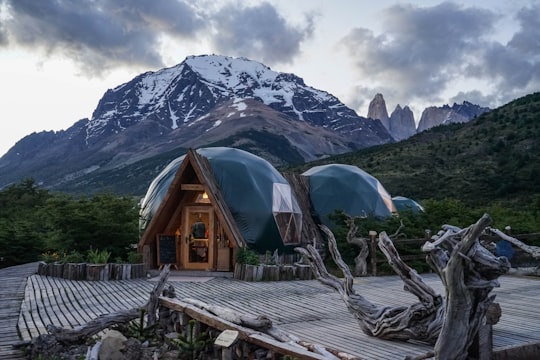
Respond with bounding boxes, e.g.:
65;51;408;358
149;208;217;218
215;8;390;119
392;196;425;214
139;155;186;234
302;164;396;228
139;147;302;253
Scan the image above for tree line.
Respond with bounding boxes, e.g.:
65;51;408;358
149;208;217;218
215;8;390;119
1;178;538;269
0;179;139;268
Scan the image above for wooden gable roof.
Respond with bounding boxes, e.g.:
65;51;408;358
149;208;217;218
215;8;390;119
138;148;246;251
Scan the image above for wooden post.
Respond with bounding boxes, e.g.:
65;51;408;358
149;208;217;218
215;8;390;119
369;231;378;276
295;264;311;280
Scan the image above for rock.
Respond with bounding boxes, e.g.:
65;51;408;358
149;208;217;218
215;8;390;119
417;101;490;132
98;329;127;360
86;342;101;360
122;338;144;360
389;105;416;141
367;93;390;130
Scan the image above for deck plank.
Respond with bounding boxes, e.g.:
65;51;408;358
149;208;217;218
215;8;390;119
0;263;40;359
9;269;540;360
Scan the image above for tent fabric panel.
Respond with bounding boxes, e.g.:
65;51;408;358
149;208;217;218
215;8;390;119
197;147;295;253
302;163;394;228
139;154;186;233
392;196;425;213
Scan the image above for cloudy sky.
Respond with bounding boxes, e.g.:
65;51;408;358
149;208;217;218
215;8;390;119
1;0;538;156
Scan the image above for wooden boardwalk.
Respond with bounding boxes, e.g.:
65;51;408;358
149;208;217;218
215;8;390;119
11;271;540;359
0;262;40;360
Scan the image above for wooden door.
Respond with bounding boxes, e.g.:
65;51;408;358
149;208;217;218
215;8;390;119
182;205;214;270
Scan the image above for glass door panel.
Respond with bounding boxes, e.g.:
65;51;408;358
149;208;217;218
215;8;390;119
182;206;214;270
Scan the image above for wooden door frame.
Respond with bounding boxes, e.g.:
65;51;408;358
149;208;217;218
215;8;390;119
182;205;214;270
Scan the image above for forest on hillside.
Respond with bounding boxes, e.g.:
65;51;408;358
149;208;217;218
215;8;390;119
294;92;540;208
1;177;539;269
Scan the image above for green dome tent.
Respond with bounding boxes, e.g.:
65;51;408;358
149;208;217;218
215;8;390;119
392;196;425;213
302;164;396;228
139;155;186;233
139;147;302;253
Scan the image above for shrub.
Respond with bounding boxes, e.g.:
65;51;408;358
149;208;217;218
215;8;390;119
235;247;260;265
87;249;111;264
127;251;142;264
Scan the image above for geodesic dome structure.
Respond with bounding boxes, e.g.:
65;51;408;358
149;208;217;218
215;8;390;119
302;164;396;227
139;147;302;253
392;196;425;214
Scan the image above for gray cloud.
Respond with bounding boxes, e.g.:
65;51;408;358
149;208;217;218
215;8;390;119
0;20;6;46
465;3;540;106
508;4;540;56
0;0;313;75
0;0;205;74
449;90;497;107
342;2;497;105
209;2;315;65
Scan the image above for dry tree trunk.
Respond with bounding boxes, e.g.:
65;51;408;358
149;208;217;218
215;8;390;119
296;225;444;344
424;214;510;360
486;227;540;259
297;214;512;360
344;215;370;276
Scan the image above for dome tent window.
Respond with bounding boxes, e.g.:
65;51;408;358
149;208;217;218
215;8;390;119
272;183;302;244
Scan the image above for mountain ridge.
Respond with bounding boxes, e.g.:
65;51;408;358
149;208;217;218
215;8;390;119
295;92;540;207
1;54;493;196
0;55;391;191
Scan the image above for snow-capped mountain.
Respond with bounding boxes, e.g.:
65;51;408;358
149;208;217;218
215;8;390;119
0;55;391;194
86;55;388;145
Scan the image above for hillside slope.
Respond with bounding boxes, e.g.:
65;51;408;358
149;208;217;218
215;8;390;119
295;92;540;207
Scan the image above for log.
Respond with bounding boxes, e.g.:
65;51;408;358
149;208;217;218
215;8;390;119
344;215;369;276
296;214;511;359
46;308;141;343
296;225;444;344
160;297;359;360
147;264;170;326
486;227;540;259
427;214;511;360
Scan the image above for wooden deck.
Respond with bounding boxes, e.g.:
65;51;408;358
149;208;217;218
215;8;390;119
0;262;40;360
9;270;540;359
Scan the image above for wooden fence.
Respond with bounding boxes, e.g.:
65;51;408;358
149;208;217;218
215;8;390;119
233;263;313;281
36;262;145;281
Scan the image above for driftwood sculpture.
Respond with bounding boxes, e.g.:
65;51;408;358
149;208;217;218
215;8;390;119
485;227;540;259
344;215;370;276
425;214;510;360
297;213;513;360
296;225;444;344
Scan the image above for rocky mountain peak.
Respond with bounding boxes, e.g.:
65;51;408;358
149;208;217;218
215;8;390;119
367;93;390;130
389;105;416;141
0;54;392;193
417;101;490;132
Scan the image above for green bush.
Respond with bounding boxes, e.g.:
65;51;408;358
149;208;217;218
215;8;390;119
127;251;142;264
87;249;111;264
235;247;260;265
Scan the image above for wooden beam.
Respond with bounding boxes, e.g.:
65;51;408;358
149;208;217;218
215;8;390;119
181;184;205;191
159;297;346;360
